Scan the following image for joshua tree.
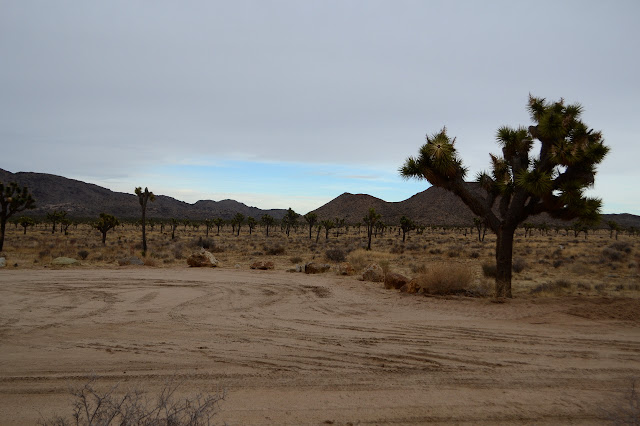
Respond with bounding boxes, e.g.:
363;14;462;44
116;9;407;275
204;219;214;237
334;217;346;238
304;212;318;239
213;218;224;235
282;208;299;237
363;208;381;250
135;187;156;256
46;210;66;234
607;220;620;240
0;182;35;250
18;216;35;235
321;219;334;240
399;215;414;242
60;217;72;235
401;96;609;297
247;217;257;235
261;214;275;237
473;217;487;242
232;213;244;236
182;219;190;232
169;218;178;239
93;213;120;245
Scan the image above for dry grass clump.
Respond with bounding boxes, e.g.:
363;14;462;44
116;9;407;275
415;263;478;296
325;248;347;262
347;249;395;273
530;278;573;295
264;244;286;255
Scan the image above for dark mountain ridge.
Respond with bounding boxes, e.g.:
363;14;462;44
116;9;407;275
2;168;638;228
0;168;287;220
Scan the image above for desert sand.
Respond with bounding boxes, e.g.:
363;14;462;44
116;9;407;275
0;267;639;425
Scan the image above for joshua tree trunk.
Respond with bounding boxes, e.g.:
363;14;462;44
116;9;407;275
495;226;515;298
102;231;107;245
141;209;147;255
0;221;6;251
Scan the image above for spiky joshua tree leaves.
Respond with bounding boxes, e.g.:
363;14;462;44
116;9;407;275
0;182;35;251
400;96;609;298
135;187;156;256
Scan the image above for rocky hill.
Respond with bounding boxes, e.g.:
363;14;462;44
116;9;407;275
311;185;640;228
0;169;287;220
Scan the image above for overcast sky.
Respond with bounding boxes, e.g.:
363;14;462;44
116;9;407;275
1;0;638;215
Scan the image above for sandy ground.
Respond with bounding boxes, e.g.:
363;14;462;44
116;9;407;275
0;267;639;425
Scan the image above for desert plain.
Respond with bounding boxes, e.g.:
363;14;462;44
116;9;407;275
0;223;639;424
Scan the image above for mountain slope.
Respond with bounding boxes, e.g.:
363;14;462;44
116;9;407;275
0;169;287;220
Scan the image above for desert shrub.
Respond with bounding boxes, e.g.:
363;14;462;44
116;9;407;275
264;244;286;255
290;256;303;264
415;263;476;296
576;282;592;291
610;241;632;254
390;245;404;254
325;248;346;262
38;375;225;426
481;262;497;278
603;248;624;262
172;244;185;260
552;259;563;268
193;236;215;250
447;246;463;257
429;248;443;255
530;279;572;294
143;258;157;267
38;249;51;260
469;251;480;259
512;258;526;273
77;250;89;260
411;263;428;274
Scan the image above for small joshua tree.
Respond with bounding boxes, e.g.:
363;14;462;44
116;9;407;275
304;212;318;239
363;208;381;250
399;215;414;242
321;219;334;240
18;216;35;235
135;187;155;256
0;182;35;251
93;213;120;245
401;95;609;297
247;216;257;235
261;214;275;237
233;213;244;236
282;208;299;237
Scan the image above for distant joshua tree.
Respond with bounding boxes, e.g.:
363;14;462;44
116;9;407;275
93;213;120;245
233;213;244;236
247;217;257;235
304;212;318;239
18;216;35;235
204;219;214;237
260;214;275;237
170;218;179;240
135;187;155;256
213;218;224;236
282;208;299;237
399;215;415;242
363;208;381;250
321;219;334;240
0;182;35;251
46;210;66;234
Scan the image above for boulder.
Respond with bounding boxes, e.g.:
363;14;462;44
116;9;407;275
337;262;356;276
186;249;218;267
305;262;331;274
400;278;421;294
250;260;274;270
362;263;384;282
0;257;6;268
118;256;144;266
52;257;78;266
384;272;410;289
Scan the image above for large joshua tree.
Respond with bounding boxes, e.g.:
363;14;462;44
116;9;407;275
94;213;120;245
0;182;35;251
400;96;609;298
135;187;156;256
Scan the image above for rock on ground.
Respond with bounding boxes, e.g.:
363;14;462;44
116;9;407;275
251;260;275;270
337;262;356;276
384;272;410;289
305;262;331;274
186;249;219;267
362;263;384;282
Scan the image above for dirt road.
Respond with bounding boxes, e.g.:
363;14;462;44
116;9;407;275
0;268;638;424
